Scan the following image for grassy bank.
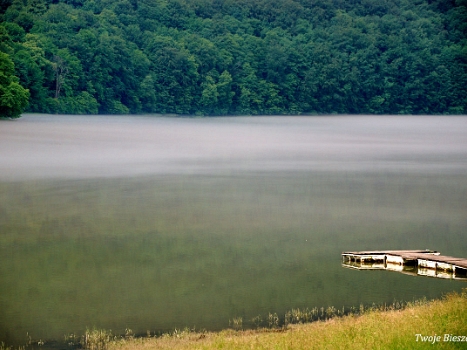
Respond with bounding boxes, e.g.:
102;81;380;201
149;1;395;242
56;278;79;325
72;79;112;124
103;289;467;350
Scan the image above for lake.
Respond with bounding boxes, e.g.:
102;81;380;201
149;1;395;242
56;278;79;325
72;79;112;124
1;114;466;346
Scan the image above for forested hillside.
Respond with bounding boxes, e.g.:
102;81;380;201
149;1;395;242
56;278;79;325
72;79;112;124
1;0;466;116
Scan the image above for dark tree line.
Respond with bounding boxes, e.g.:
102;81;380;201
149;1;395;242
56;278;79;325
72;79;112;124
1;0;466;116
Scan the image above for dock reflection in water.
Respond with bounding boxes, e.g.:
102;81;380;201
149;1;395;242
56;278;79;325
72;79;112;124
342;250;467;281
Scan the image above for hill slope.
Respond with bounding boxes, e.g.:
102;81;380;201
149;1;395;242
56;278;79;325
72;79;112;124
1;0;466;115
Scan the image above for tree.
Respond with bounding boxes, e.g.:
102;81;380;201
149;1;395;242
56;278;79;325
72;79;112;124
200;75;219;114
52;54;68;99
1;0;466;115
216;70;234;114
0;52;29;118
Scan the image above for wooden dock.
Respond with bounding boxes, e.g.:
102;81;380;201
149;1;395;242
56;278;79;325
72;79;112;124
342;250;467;280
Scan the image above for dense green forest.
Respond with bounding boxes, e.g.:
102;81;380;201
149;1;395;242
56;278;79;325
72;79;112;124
1;0;466;116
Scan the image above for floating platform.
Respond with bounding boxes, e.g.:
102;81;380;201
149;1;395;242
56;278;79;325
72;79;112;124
342;250;467;281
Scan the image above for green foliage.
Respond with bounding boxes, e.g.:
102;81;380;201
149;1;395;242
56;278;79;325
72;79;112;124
48;91;99;114
0;51;29;118
1;0;466;115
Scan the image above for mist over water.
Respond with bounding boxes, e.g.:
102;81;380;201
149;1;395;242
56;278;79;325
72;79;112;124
1;114;466;179
1;115;466;346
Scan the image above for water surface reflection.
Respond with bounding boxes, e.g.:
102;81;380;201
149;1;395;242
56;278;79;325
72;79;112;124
0;115;466;345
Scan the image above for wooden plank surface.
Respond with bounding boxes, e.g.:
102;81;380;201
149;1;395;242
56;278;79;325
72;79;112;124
342;250;438;255
341;250;467;269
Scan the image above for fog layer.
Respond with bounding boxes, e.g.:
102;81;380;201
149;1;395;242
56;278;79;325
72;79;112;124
1;115;466;180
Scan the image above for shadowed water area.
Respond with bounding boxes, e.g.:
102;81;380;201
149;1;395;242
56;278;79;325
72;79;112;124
1;115;466;346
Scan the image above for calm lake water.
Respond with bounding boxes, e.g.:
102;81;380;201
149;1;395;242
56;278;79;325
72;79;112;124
1;115;466;346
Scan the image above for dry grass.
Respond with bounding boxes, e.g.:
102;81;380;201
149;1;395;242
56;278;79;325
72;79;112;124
105;289;467;350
